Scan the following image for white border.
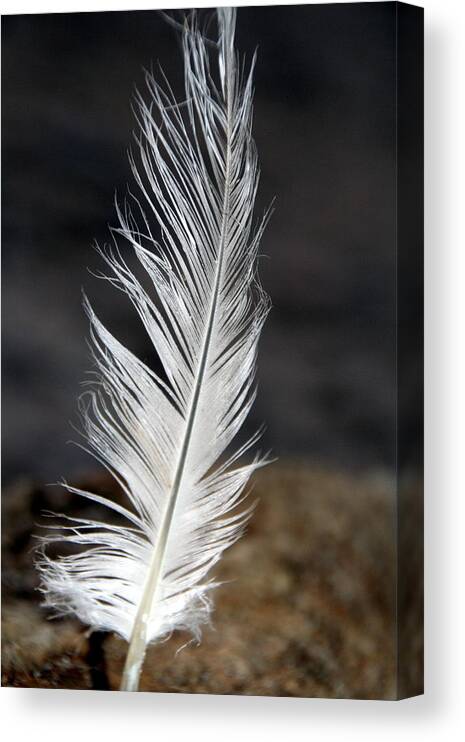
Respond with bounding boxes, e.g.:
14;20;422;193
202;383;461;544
2;1;465;739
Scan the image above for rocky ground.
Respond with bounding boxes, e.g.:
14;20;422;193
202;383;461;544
2;462;421;698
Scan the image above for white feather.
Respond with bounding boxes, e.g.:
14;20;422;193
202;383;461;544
37;7;270;691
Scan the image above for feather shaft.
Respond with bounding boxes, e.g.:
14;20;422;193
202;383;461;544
120;18;235;692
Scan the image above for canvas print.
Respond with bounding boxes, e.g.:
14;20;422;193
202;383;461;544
1;2;424;698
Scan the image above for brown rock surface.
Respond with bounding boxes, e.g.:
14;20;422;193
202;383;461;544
2;462;409;697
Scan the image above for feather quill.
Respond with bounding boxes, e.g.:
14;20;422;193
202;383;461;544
37;7;270;692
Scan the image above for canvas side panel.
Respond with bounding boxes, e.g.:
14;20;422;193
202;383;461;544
396;0;424;700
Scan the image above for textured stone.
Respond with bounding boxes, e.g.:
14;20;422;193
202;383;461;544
2;462;414;698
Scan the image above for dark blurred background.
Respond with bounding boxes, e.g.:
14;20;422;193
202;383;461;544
2;3;406;485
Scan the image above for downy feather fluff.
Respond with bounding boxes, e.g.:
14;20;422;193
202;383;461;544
37;7;270;691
